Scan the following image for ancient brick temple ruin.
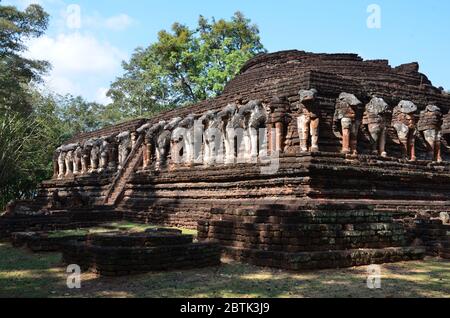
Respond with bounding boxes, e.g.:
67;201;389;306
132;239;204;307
2;50;450;270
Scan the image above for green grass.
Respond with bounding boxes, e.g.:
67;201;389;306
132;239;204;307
0;241;448;298
45;221;198;238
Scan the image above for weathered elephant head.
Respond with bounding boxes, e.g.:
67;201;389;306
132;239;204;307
396;100;417;114
338;92;362;108
136;123;152;135
117;131;131;142
366;97;389;115
218;104;238;121
199;111;216;126
299;88;318;105
425;105;441;113
164;117;183;131
146;121;167;140
60;143;79;153
178;114;196;129
248;100;267;129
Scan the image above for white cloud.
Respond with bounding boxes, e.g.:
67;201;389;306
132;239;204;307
24;32;127;103
27;32;126;74
95;87;113;105
6;0;135;103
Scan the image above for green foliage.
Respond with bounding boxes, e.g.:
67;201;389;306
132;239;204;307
108;12;266;116
0;3;50;116
0;111;45;207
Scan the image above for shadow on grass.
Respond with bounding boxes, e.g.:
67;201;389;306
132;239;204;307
65;258;450;298
1;242;449;298
0;243;67;298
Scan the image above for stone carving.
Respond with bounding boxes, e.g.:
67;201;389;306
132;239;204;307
143;121;166;169
79;140;90;174
297;89;320;153
176;114;197;166
392;100;418;161
218;104;240;164
239;100;267;161
131;132;138;148
267;96;287;155
53;148;61;179
99;137;109;172
56;147;65;179
107;135;118;171
171;124;185;166
200;111;222;166
95;134;119;173
117;132;132;170
333;93;363;155
156;118;182;169
73;144;83;175
417;105;443;162
58;143;78;177
87;138;102;173
64;149;74;177
136;122;153;169
362;97;390;157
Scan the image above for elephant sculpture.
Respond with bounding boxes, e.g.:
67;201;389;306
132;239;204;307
218;104;239;164
200;111;222;166
80;141;91;174
297;89;320;153
59;143;78;177
98;137;110;172
73;144;83;175
418;105;443;162
117;131;132;170
143;121;166;169
238;100;267;161
392;100;418;161
53;147;61;178
56;147;65;179
362;97;391;157
89;138;102;173
176;114;197;166
156;118;182;169
333;93;363;155
267;96;287;154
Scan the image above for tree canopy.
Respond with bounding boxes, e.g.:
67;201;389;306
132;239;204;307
107;12;266;118
0;3;50;116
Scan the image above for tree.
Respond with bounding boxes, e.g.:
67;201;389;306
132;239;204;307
0;2;50;116
0;111;41;208
108;12;266;117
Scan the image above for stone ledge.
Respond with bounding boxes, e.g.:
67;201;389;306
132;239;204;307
223;246;426;270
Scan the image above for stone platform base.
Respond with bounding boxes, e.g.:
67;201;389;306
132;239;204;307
198;202;426;270
224;246;425;270
62;230;221;276
11;231;89;252
0;208;119;239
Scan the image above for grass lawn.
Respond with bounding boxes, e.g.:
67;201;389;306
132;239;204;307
46;221;198;238
0;240;448;298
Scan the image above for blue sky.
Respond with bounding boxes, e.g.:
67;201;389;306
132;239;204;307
5;0;450;103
